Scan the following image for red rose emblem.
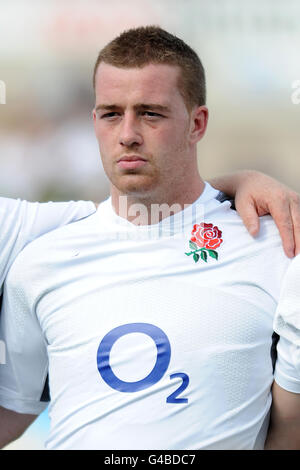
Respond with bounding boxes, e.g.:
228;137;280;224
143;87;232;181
190;223;223;250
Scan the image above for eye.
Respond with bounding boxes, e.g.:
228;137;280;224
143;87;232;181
100;112;120;120
141;111;163;119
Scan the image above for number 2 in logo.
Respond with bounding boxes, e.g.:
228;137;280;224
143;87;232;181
167;373;189;404
97;323;189;404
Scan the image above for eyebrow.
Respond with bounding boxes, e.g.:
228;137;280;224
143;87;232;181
95;103;171;113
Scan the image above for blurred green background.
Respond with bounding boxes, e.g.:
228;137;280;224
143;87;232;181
1;0;300;449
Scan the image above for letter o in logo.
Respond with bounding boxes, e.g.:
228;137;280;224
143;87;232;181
97;323;171;392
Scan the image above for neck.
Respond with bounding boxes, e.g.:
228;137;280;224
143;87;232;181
111;177;205;226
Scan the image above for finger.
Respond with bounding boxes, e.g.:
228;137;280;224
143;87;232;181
271;201;295;258
289;193;300;256
236;197;260;236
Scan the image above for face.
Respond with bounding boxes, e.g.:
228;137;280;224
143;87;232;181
93;62;207;202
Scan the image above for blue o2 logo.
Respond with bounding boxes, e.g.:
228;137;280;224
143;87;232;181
97;323;170;392
97;323;189;403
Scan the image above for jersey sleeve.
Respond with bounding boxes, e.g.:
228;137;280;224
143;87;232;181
274;336;300;394
0;268;49;414
0;197;96;294
273;257;300;393
273;255;300;346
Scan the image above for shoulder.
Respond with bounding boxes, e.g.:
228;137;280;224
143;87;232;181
0;197;30;228
208;184;284;241
5;211;99;288
0;197;96;242
206;192;290;285
209;190;283;246
281;254;300;281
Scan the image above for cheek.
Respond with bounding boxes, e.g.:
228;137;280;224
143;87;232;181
96;126;113;153
96;124;107;141
161;127;189;155
93;121;102;142
151;126;180;149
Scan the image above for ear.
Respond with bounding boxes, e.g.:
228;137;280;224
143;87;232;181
189;106;209;145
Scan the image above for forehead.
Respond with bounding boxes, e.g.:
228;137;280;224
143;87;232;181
94;63;183;107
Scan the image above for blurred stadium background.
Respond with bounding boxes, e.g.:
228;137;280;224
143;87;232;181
1;0;300;450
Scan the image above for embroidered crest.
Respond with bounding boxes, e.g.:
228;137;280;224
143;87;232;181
185;222;223;263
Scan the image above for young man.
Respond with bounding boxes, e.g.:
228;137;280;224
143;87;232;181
0;26;299;450
0;174;298;448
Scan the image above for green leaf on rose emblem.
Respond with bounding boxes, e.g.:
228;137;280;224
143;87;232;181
189;241;198;250
193;253;200;263
208;250;218;260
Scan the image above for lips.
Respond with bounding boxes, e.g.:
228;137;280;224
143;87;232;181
117;155;147;169
117;155;147;162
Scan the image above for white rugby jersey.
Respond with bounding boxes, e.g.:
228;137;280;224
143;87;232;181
0;183;298;450
0;197;96;295
273;255;300;392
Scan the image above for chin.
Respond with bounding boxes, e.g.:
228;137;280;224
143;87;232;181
115;174;158;195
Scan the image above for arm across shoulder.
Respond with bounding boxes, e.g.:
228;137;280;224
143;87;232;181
0;197;96;292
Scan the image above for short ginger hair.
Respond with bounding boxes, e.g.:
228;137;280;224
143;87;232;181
93;26;206;112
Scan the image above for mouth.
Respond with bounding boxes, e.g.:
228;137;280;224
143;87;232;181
117;155;148;170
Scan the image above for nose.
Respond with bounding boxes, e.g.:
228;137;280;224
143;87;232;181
119;112;143;148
